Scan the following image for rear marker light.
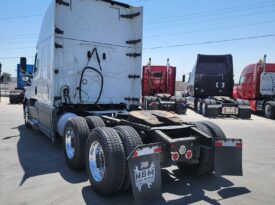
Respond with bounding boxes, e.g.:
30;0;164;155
215;142;223;147
133;151;138;158
154;147;162;153
171;152;179;161
185;150;193;159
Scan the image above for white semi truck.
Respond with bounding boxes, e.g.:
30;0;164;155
21;0;243;203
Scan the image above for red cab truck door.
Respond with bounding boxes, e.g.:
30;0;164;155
237;65;255;99
242;66;254;99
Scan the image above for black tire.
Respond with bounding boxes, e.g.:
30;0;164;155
193;122;212;136
175;102;187;114
177;122;214;175
63;117;90;169
114;126;143;191
201;101;208;117
86;127;126;196
264;102;275;119
199;121;226;139
85;116;105;131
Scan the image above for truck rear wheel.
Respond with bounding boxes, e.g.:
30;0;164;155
199;121;226;139
85;116;105;131
86;127;126;195
63;117;90;169
175;103;187;114
177;122;214;175
201;102;209;117
264;102;275;119
114;126;142;191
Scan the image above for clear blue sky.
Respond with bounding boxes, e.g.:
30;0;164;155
0;0;275;82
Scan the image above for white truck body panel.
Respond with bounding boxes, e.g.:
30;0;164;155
260;72;275;96
25;0;143;107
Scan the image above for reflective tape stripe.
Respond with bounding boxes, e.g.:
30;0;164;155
132;145;162;158
215;139;242;147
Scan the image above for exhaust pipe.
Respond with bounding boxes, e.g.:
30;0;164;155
166;58;170;93
263;54;267;73
148;58;152;95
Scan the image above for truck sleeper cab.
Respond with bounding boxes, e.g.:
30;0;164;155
142;59;187;114
233;56;275;119
21;1;243;203
187;54;251;118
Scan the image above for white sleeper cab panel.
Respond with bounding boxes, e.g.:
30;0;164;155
27;0;143;107
260;72;275;96
25;2;55;105
54;0;143;105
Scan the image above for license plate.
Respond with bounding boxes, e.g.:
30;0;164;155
222;107;238;115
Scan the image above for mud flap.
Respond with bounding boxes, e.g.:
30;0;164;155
128;143;162;205
214;139;243;176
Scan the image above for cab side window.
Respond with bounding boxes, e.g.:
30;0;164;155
239;76;245;84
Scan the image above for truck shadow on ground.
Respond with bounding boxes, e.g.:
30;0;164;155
204;116;252;121
157;169;250;205
81;168;250;205
187;109;252;120
16;125;250;205
251;112;275;121
16;125;88;186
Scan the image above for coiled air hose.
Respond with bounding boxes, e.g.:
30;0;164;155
79;48;104;105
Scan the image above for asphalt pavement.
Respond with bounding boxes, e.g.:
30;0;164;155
0;97;274;205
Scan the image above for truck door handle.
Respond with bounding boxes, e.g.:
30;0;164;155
35;86;37;95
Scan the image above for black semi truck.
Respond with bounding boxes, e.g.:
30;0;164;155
186;54;251;118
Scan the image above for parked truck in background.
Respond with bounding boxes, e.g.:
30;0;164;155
9;64;33;104
142;58;187;114
186;54;251;118
233;55;275;119
20;0;243;202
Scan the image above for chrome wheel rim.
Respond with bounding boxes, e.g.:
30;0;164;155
202;103;206;114
265;104;271;116
89;141;105;182
65;127;75;159
197;101;201;112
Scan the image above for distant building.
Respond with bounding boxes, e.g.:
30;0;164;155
0;77;17;96
175;81;188;96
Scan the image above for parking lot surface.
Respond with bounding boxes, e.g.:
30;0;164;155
0;97;275;205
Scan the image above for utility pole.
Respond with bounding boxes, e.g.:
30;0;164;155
0;62;2;102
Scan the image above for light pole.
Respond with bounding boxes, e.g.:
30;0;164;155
0;62;2;102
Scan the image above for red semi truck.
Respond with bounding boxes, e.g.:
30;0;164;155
142;58;187;114
233;55;275;119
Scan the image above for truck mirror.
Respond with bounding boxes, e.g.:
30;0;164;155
20;57;27;72
182;75;185;83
